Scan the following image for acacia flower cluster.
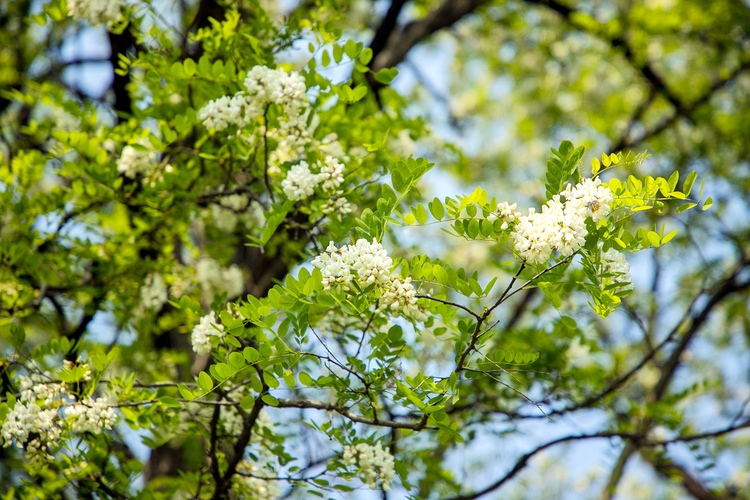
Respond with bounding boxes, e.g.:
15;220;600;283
601;247;633;290
233;460;281;500
196;257;244;301
116;139;158;180
140;273;167;310
312;239;426;320
1;374;116;463
281;156;345;201
198;94;251;131
67;0;122;27
505;177;615;264
190;311;224;355
343;442;396;491
198;66;308;139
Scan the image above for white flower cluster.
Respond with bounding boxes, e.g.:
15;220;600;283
65;398;117;434
509;178;615;264
198;94;252;132
208;195;265;232
343;442;396;491
487;202;521;230
563;177;614;222
220;405;243;436
196;257;244;301
1;374;115;463
169;264;194;298
312;239;426;320
281;156;346;202
67;0;122;27
233;460;281;500
199;66;308;139
117;139;158;180
281;161;317;201
190;311;224;355
320;193;353;218
140;273;167;310
601;248;633;290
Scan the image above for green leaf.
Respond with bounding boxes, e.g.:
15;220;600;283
244;347;260;363
416;204;428;224
321;50;330;67
647;231;661;247
183;58;196;77
333;44;343;63
374;67;399;84
683;171;697;196
259;343;273;358
263;370;280;389
662;229;679;244
262;394;279;406
429;197;445;220
360;47;373;65
283;370;296;387
159;396;180;408
229;352;246;369
299;372;314;386
351;85;368;102
240;395;255;409
197;372;213;393
343;39;359;59
702;197;713;210
466;219;479;238
178;384;194;401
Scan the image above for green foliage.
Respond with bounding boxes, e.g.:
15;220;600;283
0;1;740;500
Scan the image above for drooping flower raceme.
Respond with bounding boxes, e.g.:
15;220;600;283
233;460;281;500
601;248;633;290
65;398;117;434
1;374;116;463
190;311;224;355
317;156;345;190
198;94;252;132
199;66;308;137
140;273;167;310
196;258;244;301
67;0;122;27
281;156;346;202
312;239;426;320
563;177;614;222
508;178;615;264
281;161;318;201
117;140;158;180
342;442;396;491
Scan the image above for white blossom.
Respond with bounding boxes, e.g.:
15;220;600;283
65;398;116;434
317;156;345;190
196;258;244;301
563;177;614;222
220;405;244;436
190;311;224;355
1;374;116;464
169;265;194;298
198;93;251;131
67;0;122;27
117;139;157;180
601;248;633;290
281;161;318;201
140;273;167;310
342;442;396;491
312;239;425;320
317;133;348;161
233;460;281;500
510;178;615;264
